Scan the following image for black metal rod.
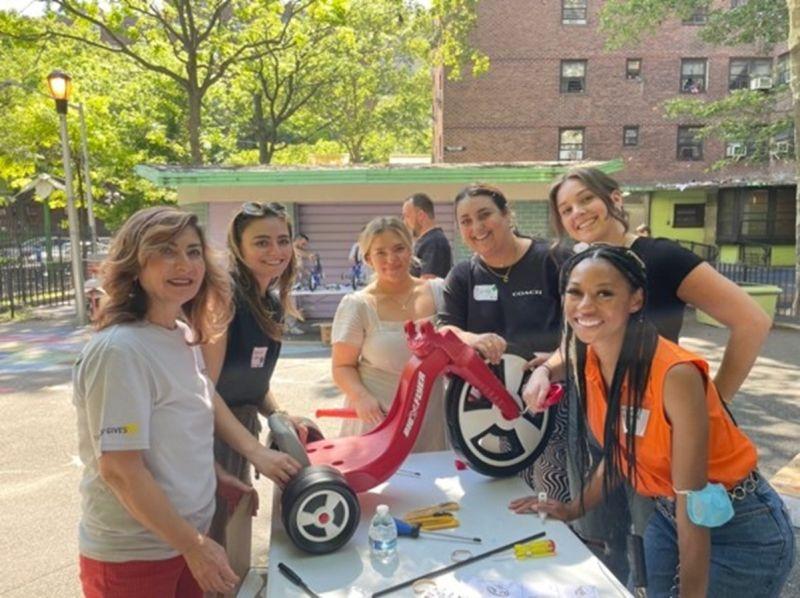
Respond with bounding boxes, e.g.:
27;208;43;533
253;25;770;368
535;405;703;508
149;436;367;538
372;531;546;597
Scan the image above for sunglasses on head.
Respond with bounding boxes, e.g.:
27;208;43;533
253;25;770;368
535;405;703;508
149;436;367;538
238;201;287;218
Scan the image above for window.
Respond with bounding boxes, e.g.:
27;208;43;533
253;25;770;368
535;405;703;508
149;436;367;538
771;126;795;159
729;58;772;90
717;187;795;244
562;0;587;25
561;60;587;93
731;0;748;7
559;128;585;160
682;8;708;24
623;126;640;147
673;204;705;228
626;58;642;80
681;59;707;93
776;53;790;86
677;126;703;160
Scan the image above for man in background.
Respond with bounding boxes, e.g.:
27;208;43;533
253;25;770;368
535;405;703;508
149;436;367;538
402;193;452;279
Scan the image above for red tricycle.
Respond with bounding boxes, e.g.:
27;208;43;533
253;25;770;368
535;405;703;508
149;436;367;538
269;321;562;554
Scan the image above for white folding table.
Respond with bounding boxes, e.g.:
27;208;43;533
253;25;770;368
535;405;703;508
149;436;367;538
264;451;631;597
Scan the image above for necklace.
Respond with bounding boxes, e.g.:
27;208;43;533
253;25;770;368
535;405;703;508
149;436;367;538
483;242;522;283
484;263;513;283
376;282;416;311
388;288;416;311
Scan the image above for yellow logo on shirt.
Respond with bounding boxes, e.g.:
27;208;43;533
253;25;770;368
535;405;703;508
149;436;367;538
100;423;140;436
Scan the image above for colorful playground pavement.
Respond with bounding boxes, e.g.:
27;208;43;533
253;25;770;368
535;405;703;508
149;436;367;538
0;312;91;394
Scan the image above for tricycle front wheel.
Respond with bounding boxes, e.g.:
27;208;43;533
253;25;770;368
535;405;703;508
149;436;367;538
446;353;555;477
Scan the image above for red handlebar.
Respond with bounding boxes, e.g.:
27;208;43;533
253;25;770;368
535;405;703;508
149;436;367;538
315;408;358;419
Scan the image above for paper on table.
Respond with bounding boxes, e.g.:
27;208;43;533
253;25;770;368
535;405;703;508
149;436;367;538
463;576;600;598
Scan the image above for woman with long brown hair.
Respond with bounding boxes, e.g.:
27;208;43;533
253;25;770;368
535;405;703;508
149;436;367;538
201;202;307;590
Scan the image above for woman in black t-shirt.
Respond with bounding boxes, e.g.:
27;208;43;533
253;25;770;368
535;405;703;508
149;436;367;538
528;167;771;404
440;184;570;501
201;201;307;590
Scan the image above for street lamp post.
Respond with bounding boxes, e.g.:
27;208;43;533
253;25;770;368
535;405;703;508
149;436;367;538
47;69;87;326
76;102;97;254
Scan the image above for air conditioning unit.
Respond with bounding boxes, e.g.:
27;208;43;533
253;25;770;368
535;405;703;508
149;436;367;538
726;143;747;158
559;150;583;161
749;76;773;90
774;140;791;154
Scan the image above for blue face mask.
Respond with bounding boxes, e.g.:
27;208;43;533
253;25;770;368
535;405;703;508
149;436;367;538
675;483;734;528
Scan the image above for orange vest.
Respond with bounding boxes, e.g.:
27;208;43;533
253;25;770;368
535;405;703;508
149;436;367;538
584;337;757;498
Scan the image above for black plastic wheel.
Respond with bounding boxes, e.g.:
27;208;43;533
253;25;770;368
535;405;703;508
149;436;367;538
446;353;555;477
281;465;360;554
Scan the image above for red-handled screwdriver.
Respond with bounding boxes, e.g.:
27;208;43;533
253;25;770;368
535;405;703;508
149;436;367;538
393;517;481;544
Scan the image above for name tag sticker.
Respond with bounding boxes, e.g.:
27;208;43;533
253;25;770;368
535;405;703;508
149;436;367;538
473;284;498;302
250;347;268;368
620;407;650;437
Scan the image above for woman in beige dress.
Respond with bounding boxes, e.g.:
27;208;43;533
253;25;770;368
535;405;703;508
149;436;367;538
331;216;448;452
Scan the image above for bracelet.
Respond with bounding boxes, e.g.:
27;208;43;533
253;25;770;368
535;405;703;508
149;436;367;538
536;364;552;378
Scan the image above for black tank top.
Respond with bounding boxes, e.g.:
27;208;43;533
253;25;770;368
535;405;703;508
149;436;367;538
215;291;283;408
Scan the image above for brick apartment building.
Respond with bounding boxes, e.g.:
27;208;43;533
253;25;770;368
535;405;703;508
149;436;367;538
434;0;796;267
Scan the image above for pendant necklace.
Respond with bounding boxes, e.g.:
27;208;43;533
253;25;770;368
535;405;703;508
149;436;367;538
484;244;520;284
381;285;416;311
485;263;513;283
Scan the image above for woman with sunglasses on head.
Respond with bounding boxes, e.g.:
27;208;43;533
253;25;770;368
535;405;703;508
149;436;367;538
74;207;301;598
523;167;773;580
331;216;448;452
200;201;309;592
511;246;794;598
439;184;570;501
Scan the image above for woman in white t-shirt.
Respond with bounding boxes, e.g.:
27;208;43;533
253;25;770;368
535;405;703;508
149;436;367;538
73;207;301;598
331;216;447;452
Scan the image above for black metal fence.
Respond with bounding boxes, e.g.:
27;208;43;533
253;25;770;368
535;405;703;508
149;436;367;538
713;262;796;317
0;261;74;318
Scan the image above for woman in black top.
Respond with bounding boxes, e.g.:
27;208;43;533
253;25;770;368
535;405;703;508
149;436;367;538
440;184;570;501
201;201;306;591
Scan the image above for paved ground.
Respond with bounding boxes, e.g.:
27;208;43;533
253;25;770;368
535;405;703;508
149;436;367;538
0;306;797;596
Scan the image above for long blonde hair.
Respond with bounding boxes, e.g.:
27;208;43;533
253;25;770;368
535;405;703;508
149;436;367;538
95;206;232;344
227;202;300;341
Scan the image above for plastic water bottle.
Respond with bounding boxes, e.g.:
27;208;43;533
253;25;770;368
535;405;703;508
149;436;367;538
368;504;398;563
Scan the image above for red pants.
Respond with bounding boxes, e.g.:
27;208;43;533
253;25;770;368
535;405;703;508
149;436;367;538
79;554;202;598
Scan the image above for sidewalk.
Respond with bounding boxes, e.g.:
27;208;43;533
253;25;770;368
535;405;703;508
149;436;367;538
0;306;797;596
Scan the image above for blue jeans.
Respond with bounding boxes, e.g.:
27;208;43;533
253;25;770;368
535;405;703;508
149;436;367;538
644;473;795;597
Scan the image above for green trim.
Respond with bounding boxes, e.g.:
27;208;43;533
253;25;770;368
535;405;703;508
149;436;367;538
136;159;624;188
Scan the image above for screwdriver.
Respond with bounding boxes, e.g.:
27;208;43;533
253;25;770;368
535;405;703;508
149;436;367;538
393;517;481;544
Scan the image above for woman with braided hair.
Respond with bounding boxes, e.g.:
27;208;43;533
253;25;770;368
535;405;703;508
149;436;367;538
511;245;794;597
523;167;772;581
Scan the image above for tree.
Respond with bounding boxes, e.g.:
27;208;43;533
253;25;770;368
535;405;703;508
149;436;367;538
0;9;182;231
22;0;317;165
235;2;345;164
599;0;800;315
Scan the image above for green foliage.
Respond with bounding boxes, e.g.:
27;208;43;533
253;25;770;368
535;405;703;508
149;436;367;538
600;0;792;170
0;0;486;229
664;88;793;168
600;0;787;51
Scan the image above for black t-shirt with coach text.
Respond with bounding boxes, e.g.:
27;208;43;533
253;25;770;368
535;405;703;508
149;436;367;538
411;227;452;278
440;241;566;358
631;236;703;342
